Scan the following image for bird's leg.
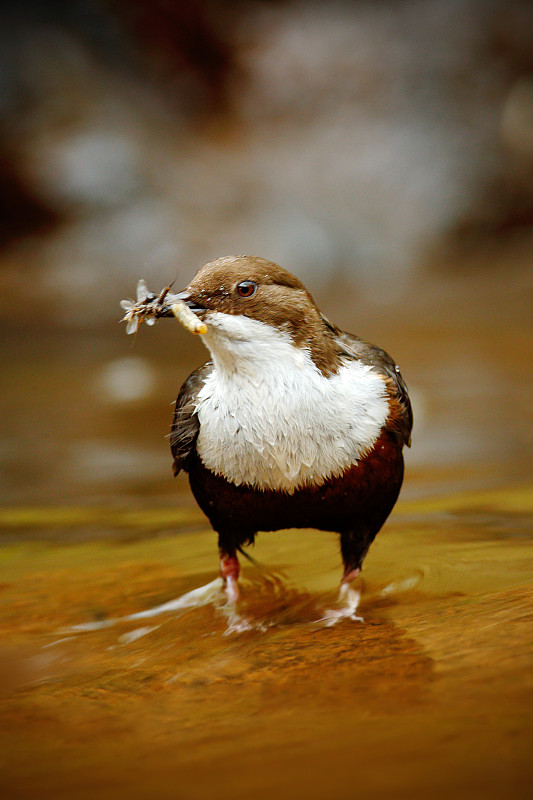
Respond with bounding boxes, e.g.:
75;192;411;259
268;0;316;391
319;532;369;625
338;566;362;616
217;546;255;634
219;550;240;604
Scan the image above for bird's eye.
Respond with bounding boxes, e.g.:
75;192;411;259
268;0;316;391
236;280;257;298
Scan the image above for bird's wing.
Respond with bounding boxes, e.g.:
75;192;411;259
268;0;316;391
324;318;413;447
170;362;213;476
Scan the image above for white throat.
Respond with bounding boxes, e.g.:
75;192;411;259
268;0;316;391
195;312;389;493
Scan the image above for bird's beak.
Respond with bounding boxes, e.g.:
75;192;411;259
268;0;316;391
174;290;207;315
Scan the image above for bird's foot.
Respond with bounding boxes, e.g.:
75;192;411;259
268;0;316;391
317;570;364;626
224;574;239;604
217;553;271;634
218;581;257;635
222;610;256;635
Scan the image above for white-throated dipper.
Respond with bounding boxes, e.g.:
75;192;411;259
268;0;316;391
122;255;412;618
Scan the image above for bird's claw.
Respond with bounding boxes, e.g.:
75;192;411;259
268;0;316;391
318;608;365;627
316;584;363;626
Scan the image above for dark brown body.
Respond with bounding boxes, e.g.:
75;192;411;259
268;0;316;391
183;427;404;574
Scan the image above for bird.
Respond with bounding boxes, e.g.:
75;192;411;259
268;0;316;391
155;255;413;618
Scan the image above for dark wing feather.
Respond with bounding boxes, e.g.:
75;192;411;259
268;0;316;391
170;362;213;476
323;316;413;447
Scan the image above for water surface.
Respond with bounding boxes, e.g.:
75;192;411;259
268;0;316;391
0;485;531;800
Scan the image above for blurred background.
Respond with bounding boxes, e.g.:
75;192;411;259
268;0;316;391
1;0;532;508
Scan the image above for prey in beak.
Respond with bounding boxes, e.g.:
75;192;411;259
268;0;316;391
171;296;207;335
120;280;207;335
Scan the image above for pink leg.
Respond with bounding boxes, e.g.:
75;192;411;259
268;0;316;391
220;553;240;603
341;567;360;586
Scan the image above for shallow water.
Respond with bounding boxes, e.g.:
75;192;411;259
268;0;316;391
0;487;532;800
1;256;532;799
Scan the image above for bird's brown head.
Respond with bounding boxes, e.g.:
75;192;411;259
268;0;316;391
184;256;314;329
179;256;341;376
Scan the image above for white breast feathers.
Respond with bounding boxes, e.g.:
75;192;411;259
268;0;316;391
194;312;389;493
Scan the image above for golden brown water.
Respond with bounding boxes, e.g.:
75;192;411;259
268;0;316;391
1;491;532;800
1;254;532;799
